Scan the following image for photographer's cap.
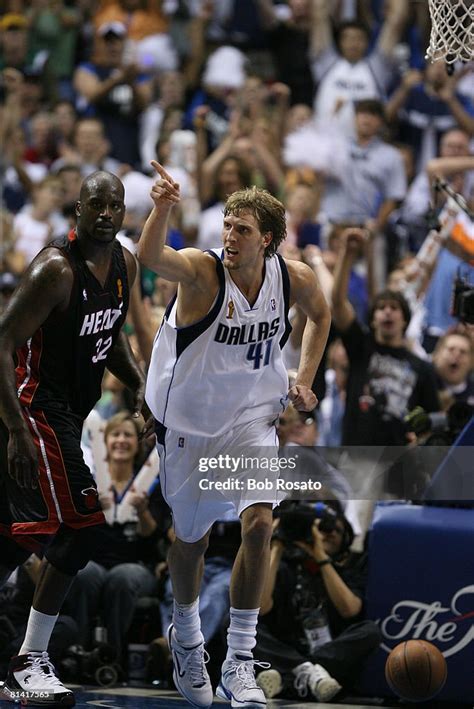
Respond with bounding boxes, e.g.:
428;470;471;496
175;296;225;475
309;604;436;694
97;21;127;38
0;13;27;31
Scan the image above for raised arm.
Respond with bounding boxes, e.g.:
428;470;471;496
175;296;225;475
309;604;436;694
299;522;363;618
183;0;213;89
287;260;331;411
0;252;73;488
136;161;211;285
310;0;334;58
426;154;474;181
385;69;423;124
331;228;365;332
256;0;278;31
434;74;474;135
376;0;410;57
199;118;240;204
303;244;334;304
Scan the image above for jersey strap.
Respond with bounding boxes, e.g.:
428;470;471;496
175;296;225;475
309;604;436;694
276;253;292;349
172;251;226;359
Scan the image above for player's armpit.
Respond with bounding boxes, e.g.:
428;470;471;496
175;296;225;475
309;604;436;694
138;242;216;291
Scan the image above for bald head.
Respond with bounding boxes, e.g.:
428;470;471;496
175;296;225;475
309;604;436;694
80;171;124;201
76;171;126;244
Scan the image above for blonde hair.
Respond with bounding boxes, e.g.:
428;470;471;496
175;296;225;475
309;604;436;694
224;186;286;258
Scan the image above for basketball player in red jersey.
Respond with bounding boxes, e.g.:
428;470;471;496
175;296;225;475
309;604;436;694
0;171;145;706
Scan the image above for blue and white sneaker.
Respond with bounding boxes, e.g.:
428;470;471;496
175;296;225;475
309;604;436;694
216;654;270;708
167;624;213;709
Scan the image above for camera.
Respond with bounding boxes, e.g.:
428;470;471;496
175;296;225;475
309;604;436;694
405;402;473;446
451;272;474;324
275;502;338;544
59;643;120;687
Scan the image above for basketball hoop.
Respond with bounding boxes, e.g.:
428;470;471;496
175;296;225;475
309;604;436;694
426;0;474;65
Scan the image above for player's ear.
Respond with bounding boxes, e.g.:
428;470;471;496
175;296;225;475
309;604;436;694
263;232;272;248
75;200;81;217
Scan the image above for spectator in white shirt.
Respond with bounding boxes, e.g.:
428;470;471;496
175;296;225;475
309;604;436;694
310;0;409;137
13;176;68;265
320;99;407;230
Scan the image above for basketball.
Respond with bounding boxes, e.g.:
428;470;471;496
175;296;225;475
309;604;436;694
385;640;447;702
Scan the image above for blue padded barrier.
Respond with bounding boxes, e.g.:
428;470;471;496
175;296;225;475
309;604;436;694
360;503;474;703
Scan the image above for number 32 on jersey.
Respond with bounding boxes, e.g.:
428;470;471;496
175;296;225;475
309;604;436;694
92;336;112;363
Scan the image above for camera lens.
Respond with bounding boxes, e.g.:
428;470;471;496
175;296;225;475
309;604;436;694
318;513;337;534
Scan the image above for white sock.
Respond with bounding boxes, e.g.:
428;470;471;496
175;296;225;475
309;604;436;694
19;607;59;655
173;599;203;647
226;607;259;661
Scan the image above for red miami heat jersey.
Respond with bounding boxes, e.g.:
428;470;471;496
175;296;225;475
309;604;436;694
15;231;129;419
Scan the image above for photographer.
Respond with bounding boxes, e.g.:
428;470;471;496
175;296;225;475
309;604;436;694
255;504;380;702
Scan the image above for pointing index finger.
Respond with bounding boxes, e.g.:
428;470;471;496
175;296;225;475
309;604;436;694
150;160;174;183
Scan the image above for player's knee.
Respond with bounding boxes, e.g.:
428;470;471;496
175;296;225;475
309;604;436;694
174;532;210;557
363;620;383;650
241;507;273;548
46;524;105;576
105;564;137;593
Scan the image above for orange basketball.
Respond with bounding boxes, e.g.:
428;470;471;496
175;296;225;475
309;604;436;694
385;640;447;702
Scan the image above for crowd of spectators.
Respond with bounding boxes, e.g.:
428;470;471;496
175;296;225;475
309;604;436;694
1;0;473;700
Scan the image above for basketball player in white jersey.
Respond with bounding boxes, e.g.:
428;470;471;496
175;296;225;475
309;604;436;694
138;161;330;709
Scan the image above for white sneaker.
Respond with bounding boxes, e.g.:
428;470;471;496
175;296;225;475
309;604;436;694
293;661;342;702
167;624;213;709
216;654;269;708
2;651;75;706
255;668;283;698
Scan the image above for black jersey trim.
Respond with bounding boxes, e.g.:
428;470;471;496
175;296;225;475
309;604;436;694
276;254;292;349
174;251;225;359
154;421;167;500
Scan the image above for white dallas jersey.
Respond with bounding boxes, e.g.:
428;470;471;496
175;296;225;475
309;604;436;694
315;57;381;137
146;250;291;437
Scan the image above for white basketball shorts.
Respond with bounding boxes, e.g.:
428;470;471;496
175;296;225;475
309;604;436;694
155;416;280;542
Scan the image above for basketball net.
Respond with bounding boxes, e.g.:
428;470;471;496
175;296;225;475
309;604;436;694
426;0;474;64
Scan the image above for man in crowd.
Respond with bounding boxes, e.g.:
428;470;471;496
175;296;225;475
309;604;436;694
332;227;440;446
